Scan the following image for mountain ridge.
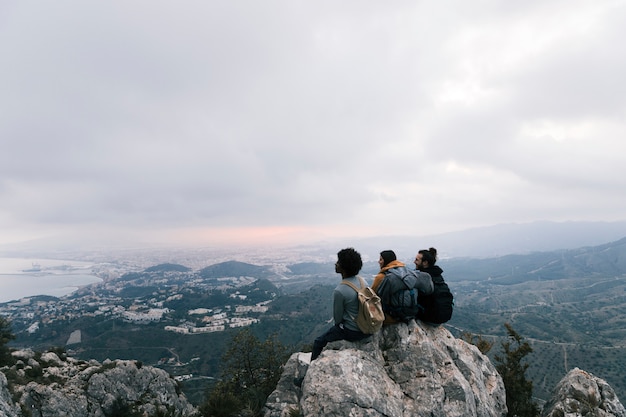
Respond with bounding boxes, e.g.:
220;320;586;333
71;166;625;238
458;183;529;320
3;220;626;260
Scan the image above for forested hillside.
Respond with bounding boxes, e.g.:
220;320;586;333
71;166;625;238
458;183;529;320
4;237;626;405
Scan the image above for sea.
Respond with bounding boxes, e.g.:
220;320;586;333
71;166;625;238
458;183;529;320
0;257;102;303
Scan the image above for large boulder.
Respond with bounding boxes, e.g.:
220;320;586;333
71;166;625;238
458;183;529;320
264;322;507;417
2;352;197;417
542;367;626;417
0;372;19;417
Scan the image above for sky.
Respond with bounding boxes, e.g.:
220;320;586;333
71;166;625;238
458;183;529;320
1;0;626;249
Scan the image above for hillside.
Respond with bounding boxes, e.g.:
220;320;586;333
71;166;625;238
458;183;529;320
443;237;626;400
443;236;626;283
4;237;626;405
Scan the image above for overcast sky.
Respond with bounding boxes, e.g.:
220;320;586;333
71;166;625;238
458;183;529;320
1;1;625;249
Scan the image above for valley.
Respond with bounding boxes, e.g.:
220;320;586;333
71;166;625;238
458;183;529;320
2;236;626;405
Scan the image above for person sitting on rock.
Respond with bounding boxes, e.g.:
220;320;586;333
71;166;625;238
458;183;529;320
373;249;433;326
310;247;371;361
414;247;453;325
372;250;406;325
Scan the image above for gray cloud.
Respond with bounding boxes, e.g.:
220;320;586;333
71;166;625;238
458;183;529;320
1;0;625;247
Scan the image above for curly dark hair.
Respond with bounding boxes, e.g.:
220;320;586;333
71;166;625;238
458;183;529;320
337;247;363;277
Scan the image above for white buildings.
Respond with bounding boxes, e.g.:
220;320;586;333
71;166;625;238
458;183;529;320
122;308;169;323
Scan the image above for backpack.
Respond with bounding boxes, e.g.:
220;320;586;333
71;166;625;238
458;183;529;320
377;268;434;323
416;275;454;324
341;277;385;334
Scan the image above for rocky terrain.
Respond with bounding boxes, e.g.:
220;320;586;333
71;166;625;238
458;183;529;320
543;367;626;417
0;349;196;417
1;321;624;417
263;321;626;417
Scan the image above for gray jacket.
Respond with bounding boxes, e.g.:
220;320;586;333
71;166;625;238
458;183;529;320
376;266;434;308
333;275;363;332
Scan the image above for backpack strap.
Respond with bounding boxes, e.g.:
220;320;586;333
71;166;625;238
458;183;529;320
341;276;365;292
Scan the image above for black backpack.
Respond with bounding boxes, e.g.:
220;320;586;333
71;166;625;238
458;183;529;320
377;268;434;323
416;275;454;324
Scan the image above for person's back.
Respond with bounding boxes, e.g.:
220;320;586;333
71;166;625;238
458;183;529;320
377;264;434;323
310;247;372;361
414;248;454;325
372;250;405;325
334;275;361;332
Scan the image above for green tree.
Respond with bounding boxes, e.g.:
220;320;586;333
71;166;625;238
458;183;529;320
0;316;15;366
494;323;539;417
461;331;494;354
200;328;291;417
221;328;289;398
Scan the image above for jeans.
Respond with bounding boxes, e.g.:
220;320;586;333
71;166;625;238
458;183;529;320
311;324;370;361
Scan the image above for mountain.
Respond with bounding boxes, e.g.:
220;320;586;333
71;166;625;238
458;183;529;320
144;263;191;273
442;236;626;284
344;220;626;259
4;220;626;261
198;260;275;279
442;237;626;401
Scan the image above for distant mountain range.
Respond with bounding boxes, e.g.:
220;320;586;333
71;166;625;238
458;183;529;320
442;236;626;284
336;220;626;259
3;220;626;263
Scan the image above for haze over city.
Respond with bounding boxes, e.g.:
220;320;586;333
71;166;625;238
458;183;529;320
2;1;626;250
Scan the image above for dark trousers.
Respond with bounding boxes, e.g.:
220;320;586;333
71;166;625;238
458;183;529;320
311;324;370;361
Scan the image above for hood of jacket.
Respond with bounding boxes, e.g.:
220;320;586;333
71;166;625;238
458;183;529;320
381;260;406;274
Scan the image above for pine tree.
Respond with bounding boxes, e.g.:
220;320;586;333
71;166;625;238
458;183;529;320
0;316;15;366
494;323;540;417
200;328;291;417
461;331;494;354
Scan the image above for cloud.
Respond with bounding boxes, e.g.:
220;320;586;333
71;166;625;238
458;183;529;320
1;0;625;247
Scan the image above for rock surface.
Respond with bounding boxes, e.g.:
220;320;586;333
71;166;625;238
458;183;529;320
542;367;626;417
264;322;508;417
0;372;17;417
0;349;196;417
3;326;626;417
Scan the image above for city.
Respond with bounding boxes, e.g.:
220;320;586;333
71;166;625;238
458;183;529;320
0;261;280;346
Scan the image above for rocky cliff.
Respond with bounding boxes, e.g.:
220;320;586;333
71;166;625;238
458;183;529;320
264;322;507;417
2;324;625;417
0;349;196;417
263;322;626;417
542;367;626;417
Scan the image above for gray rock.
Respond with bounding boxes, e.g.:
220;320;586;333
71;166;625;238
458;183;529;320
0;372;20;417
39;352;63;367
542;367;626;417
263;321;508;417
2;354;197;417
11;348;35;362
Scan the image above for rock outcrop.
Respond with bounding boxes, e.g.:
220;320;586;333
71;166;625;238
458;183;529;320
264;322;508;417
3;326;625;417
0;373;16;417
542;367;626;417
0;349;196;417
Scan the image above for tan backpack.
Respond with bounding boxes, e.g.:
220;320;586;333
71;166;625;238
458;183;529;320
341;276;385;334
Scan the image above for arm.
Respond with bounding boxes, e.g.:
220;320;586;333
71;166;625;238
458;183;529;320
414;271;434;295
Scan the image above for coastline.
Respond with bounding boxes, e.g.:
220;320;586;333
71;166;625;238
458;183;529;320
0;257;102;303
0;273;102;303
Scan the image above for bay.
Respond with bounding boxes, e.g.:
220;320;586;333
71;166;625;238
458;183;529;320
0;258;102;303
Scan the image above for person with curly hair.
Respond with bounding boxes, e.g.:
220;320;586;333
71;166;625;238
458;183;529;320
310;247;371;361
